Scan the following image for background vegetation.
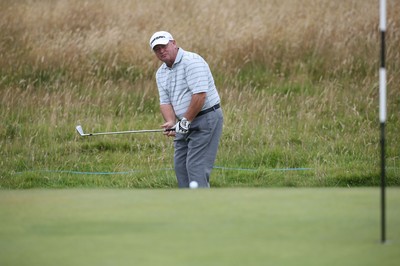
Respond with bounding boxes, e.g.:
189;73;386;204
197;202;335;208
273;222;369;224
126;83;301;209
1;0;399;188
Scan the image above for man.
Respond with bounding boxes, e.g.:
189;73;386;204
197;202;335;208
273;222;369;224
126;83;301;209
149;31;223;188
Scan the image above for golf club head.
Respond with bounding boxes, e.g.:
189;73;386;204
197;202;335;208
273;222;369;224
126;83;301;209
76;125;86;136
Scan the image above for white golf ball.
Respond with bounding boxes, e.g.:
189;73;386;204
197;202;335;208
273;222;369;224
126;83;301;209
189;181;198;189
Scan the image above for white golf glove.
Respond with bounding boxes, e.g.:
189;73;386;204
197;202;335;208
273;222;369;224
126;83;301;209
175;118;191;134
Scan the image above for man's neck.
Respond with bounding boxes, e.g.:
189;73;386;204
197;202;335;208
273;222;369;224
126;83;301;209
166;48;179;68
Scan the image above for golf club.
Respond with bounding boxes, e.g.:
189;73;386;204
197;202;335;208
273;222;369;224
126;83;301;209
75;125;174;137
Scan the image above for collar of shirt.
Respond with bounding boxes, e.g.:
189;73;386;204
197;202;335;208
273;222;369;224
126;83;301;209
162;48;184;70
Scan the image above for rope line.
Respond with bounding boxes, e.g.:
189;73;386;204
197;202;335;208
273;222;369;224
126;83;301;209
15;166;314;175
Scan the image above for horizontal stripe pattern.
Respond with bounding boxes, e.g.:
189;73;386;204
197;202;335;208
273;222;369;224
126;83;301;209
156;48;220;119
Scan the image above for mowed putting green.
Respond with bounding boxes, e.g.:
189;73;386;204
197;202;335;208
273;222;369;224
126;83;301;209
0;188;399;266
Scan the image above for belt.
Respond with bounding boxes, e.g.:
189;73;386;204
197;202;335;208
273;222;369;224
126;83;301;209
196;103;220;117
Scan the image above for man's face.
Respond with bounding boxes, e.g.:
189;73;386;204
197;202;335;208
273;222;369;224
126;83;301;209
153;40;178;66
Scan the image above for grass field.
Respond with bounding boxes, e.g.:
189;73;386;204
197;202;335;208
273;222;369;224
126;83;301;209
0;188;399;266
1;0;399;187
1;2;399;264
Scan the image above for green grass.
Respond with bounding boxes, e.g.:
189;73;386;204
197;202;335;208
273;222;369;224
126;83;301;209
0;188;399;266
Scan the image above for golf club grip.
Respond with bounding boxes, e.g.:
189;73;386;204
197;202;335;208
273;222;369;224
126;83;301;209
166;127;200;132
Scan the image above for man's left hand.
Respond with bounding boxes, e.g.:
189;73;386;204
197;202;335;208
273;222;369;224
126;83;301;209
175;118;191;134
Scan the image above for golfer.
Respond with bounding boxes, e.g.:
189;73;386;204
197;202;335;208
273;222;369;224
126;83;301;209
149;31;223;188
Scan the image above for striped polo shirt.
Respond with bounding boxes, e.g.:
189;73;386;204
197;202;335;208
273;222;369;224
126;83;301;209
155;48;220;119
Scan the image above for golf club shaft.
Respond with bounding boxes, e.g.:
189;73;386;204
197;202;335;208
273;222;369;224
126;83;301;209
87;129;169;136
75;125;198;137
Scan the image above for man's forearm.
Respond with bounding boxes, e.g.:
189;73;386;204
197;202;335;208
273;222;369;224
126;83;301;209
160;104;176;123
184;92;206;121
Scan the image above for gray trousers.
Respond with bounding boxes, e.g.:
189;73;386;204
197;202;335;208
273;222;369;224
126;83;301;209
174;108;223;188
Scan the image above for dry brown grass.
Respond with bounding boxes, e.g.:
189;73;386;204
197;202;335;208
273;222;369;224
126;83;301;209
2;0;399;72
1;0;399;186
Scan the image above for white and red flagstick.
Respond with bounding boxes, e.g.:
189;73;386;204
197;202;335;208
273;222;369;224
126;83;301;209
379;0;387;244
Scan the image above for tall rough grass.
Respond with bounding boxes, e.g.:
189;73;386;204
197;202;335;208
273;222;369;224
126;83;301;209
0;0;399;188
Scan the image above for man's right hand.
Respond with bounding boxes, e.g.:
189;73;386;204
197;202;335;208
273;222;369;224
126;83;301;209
161;121;176;137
